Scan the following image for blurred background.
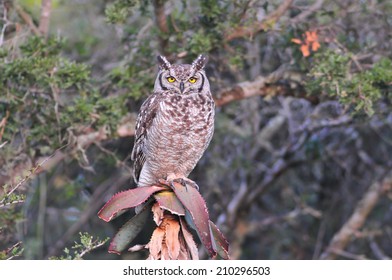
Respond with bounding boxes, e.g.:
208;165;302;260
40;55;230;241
0;0;391;260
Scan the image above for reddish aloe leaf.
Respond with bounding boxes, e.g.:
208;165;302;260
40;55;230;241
209;221;230;260
98;185;166;222
171;181;216;258
155;191;186;216
108;205;150;254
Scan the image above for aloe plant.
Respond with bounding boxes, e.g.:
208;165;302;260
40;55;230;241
98;179;229;259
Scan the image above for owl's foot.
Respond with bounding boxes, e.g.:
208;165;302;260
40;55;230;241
171;177;199;192
159;175;199;192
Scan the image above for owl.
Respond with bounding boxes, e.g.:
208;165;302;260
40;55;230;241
131;54;215;190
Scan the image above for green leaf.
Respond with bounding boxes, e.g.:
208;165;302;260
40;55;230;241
154;190;186;216
108;204;151;254
209;221;230;260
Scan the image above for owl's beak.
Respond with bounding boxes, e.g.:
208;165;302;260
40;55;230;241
179;82;185;93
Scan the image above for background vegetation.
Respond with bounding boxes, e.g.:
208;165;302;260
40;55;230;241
1;0;391;260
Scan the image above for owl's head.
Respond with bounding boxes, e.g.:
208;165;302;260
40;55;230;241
154;54;209;95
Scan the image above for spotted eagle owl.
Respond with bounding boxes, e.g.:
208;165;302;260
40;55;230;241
131;54;215;189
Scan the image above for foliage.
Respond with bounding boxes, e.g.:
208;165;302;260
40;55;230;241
0;36;90;147
105;0;140;24
306;50;392;115
51;232;109;260
0;242;24;260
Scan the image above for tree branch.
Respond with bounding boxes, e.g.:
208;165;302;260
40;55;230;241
38;0;52;37
152;0;169;55
213;67;316;107
0;2;11;47
320;171;392;259
14;5;40;36
214;66;287;107
290;0;324;24
224;0;294;42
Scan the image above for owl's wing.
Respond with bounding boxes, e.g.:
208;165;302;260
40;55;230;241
131;93;160;184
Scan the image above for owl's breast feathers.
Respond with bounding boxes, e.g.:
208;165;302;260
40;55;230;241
131;90;215;185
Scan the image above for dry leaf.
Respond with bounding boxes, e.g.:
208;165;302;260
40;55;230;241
165;218;181;259
177;235;191;260
128;244;146;252
149;227;165;259
152;202;164;226
160;242;170;260
312;41;321;51
301;44;311;57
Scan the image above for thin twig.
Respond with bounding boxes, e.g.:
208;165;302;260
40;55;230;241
14;5;40;36
0;110;10;141
0;199;25;208
77;237;109;259
5;241;23;260
290;0;324;24
0;2;11;46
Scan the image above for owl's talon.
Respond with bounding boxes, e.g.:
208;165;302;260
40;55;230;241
158;178;170;187
171;178;199;192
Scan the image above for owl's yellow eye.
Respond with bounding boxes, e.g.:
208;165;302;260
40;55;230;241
188;77;197;83
167;76;176;83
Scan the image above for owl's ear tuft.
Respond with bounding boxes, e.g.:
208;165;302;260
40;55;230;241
157;55;171;70
192;54;208;72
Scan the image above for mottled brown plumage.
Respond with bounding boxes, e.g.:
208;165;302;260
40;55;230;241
131;55;215;188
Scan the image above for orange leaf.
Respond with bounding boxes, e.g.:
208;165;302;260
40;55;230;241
300;44;311;57
311;41;321;51
305;31;318;43
291;38;302;44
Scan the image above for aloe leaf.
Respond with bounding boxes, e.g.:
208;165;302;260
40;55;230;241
209;221;230;260
171;181;216;258
108;204;151;254
98;185;166;222
180;217;199;260
155;190;186;216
